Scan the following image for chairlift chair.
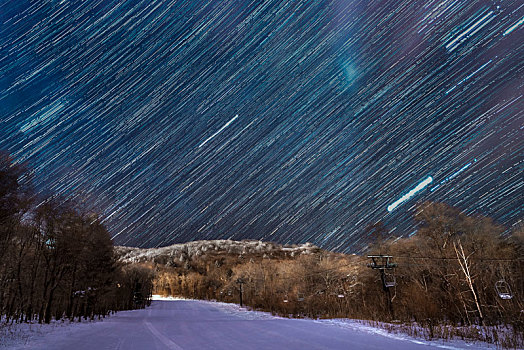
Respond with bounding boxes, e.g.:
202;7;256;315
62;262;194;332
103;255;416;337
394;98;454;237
384;272;396;288
495;280;513;300
297;293;305;302
283;294;289;303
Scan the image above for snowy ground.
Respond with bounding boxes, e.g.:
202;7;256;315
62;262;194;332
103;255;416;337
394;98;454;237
1;297;497;350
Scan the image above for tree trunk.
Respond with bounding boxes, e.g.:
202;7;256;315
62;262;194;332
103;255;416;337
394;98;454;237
66;264;77;319
454;240;484;326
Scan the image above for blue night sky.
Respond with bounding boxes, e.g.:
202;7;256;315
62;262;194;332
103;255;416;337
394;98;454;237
0;0;522;252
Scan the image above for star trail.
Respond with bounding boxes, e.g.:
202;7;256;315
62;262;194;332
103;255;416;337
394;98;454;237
387;176;433;213
0;0;522;252
199;114;239;148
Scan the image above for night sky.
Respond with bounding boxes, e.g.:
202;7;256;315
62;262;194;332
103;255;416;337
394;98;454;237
0;0;522;252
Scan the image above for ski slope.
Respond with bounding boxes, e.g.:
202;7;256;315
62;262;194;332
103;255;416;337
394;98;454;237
3;298;492;349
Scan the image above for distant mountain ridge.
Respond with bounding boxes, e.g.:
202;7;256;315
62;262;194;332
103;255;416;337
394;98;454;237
115;239;322;265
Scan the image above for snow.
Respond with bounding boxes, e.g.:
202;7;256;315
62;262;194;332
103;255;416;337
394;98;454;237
1;298;497;350
116;239;319;265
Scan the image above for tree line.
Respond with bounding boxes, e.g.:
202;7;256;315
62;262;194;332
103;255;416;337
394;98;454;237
0;151;154;324
152;201;523;346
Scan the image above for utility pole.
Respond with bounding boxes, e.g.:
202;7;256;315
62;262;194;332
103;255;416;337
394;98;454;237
367;255;397;319
236;278;244;307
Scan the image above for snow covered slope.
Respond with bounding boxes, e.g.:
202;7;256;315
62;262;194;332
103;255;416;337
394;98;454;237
1;299;494;350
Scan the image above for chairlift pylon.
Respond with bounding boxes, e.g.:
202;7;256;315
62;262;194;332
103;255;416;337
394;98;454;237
495;280;513;300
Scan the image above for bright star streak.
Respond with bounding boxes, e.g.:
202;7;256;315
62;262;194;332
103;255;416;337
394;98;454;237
198;114;239;148
446;60;491;95
387;176;433;212
430;159;477;192
446;10;495;52
503;16;524;36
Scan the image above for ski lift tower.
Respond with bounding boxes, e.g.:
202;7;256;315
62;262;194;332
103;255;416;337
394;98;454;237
367;255;397;287
367;255;397;318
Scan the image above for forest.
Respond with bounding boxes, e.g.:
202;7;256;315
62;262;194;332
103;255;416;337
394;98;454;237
0;151;154;324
